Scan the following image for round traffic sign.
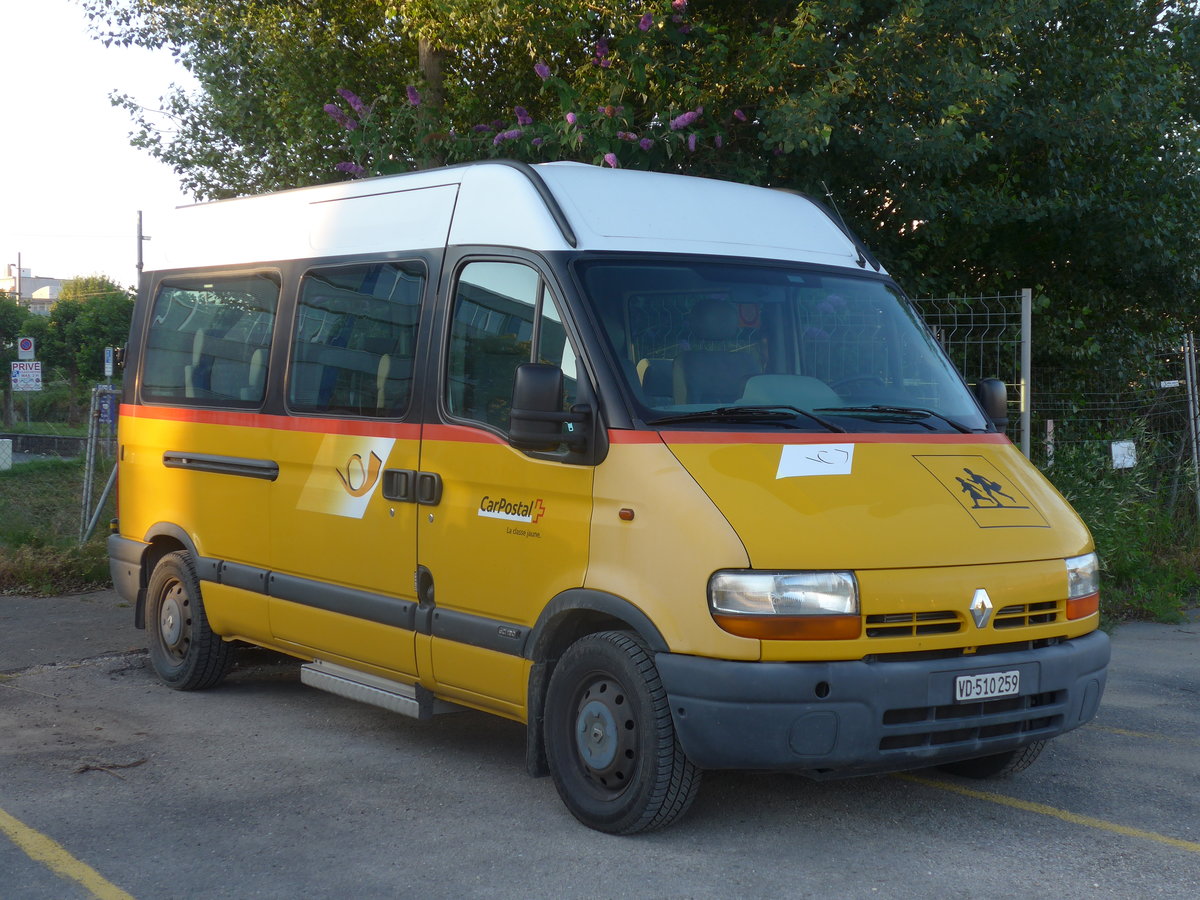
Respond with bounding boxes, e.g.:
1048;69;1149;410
18;337;33;352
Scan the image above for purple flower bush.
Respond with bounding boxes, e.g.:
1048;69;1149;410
670;106;703;131
337;89;369;117
324;103;357;131
322;3;756;178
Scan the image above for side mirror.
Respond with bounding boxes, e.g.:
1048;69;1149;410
509;363;588;452
974;378;1009;429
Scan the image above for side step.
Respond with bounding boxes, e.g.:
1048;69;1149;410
300;660;462;720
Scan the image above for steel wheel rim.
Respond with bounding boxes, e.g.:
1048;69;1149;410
158;579;191;662
571;675;637;797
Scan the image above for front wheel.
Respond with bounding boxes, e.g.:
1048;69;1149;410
146;550;234;690
544;631;701;834
938;740;1046;778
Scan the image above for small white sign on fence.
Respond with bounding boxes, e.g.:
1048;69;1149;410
1111;440;1137;470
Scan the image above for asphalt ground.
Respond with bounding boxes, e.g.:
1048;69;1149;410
0;590;1197;899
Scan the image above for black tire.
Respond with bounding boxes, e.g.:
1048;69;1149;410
938;740;1047;779
146;550;234;690
544;631;701;834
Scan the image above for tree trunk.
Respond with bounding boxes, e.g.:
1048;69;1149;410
418;38;447;169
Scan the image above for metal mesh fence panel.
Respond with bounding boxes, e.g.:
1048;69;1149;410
913;292;1028;450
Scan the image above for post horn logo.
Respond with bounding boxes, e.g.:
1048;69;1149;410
336;451;383;498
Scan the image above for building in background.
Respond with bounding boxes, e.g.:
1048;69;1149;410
1;264;60;315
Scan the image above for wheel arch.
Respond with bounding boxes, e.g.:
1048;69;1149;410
132;523;201;629
523;589;668;778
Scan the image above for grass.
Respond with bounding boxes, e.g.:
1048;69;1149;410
1;421;90;437
0;457;114;595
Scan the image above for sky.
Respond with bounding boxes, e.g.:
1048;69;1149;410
1;0;196;289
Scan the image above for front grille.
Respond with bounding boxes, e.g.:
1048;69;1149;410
879;690;1063;751
994;601;1061;629
866;610;961;638
865;636;1065;664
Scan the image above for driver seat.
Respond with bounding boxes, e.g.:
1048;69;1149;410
673;299;759;404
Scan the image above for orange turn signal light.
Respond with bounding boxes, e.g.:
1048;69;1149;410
712;613;862;641
1066;592;1100;620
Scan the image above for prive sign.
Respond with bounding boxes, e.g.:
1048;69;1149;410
10;360;41;392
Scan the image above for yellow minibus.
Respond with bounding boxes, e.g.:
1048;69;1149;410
109;161;1108;833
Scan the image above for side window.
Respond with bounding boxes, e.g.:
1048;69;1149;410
539;298;579;410
141;272;279;406
446;261;575;430
287;261;425;417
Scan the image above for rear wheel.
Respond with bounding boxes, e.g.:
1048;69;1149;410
544;631;701;834
938;740;1046;778
146;550;233;690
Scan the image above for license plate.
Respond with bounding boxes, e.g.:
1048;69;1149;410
955;670;1020;702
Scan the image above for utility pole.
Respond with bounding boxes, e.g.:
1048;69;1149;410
137;210;150;274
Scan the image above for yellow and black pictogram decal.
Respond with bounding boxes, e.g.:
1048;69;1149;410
915;455;1049;528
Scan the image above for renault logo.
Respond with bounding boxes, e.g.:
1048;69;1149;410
970;589;994;629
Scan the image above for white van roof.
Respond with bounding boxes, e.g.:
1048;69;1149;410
143;161;880;273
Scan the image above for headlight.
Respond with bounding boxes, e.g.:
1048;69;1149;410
1065;552;1100;620
709;571;861;640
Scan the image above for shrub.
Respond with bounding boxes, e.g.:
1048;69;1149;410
1042;433;1198;624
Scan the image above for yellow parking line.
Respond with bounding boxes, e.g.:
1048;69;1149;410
898;774;1200;854
0;805;135;900
1088;724;1200;747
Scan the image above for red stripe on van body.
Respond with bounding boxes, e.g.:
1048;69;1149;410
421;423;507;444
119;404;422;440
650;431;1010;446
606;430;665;444
120;406;1009;448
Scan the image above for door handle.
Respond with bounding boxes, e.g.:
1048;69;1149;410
416;471;443;506
382;468;416;502
382;469;441;505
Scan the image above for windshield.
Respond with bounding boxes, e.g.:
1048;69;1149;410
576;259;989;433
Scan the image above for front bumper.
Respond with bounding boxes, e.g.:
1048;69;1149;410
655;630;1109;776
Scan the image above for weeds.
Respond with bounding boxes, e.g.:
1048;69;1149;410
0;457;114;595
1043;434;1199;625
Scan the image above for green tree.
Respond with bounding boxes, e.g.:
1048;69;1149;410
42;278;134;421
83;0;419;198
1;293;31;427
0;293;26;348
83;0;1200;383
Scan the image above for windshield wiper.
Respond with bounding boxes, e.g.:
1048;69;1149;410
816;405;977;434
650;405;846;433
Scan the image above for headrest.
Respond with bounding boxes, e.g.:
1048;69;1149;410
689;298;739;341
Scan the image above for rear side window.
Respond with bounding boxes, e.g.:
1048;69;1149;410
141;272;279;406
287;261;425;418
